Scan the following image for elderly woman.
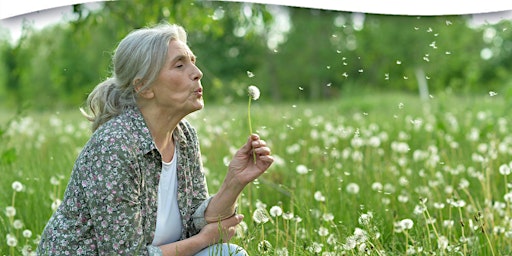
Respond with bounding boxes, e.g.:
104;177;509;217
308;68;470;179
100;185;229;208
37;23;273;255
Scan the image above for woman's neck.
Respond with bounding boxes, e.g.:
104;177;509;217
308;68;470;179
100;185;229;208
138;105;181;162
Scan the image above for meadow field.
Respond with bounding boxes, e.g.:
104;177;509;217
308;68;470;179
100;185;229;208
1;91;512;255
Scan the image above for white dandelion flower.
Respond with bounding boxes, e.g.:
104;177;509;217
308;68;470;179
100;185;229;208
6;234;17;247
282;212;294;220
318;226;329;236
258;240;272;253
296;164;308;175
346;183;360;194
400;219;414;230
252;208;270;224
5;206;16;217
12;181;23;192
248;85;260;100
13;219;23;229
269;206;283;217
22;229;32;238
499;164;511;176
314;191;326;202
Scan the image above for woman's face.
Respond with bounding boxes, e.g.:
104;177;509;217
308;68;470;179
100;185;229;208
147;39;204;116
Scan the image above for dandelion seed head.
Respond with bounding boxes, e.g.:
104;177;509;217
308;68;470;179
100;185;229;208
318;226;329;236
248;85;260;100
282;212;294;220
13;219;23;229
22;229;32;238
5;206;16;217
12;181;23;192
296;164;308;174
499;164;511;175
358;212;373;226
346;183;360;194
6;234;17;247
314;191;326;202
322;212;334;222
401;219;414;230
269;205;283;217
252;208;270;224
257;240;272;253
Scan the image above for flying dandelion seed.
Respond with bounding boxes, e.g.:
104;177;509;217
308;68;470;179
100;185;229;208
489;91;498;97
246;71;255;78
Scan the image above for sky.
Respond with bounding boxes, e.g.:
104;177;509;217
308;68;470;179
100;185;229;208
1;0;512;43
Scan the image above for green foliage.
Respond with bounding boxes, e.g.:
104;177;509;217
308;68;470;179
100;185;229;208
1;2;512;109
1;93;512;254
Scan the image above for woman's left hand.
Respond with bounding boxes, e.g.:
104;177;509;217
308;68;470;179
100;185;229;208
228;134;274;186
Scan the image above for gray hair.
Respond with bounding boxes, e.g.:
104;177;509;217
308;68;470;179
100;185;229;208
82;23;187;131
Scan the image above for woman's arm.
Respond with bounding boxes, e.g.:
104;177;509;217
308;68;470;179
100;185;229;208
205;134;273;222
159;214;244;256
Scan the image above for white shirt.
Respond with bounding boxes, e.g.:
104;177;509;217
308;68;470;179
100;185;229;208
152;146;182;246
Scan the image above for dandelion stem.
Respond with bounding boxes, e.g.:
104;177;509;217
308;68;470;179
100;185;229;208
247;97;256;163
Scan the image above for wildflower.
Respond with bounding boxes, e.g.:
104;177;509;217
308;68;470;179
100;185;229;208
12;181;24;192
275;247;288;256
248;85;260;100
343;235;357;250
247;85;260;162
50;176;60;185
6;233;17;247
346;183;360;194
322;213;334;222
282;212;294;220
51;199;62;211
257;240;272;253
443;220;454;228
296;164;308;174
358;212;373;226
23;229;32;238
438;236;449;250
307;242;323;253
13;219;23;229
371;182;383;191
252;208;270;224
413;205;426;215
269;205;283;217
505;192;512;203
314;191;326;202
5;206;16;217
318;226;329;236
499;164;511;176
400;219;414;230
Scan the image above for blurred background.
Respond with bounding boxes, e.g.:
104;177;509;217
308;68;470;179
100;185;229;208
0;0;511;110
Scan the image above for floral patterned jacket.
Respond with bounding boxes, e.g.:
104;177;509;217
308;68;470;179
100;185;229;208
37;106;211;255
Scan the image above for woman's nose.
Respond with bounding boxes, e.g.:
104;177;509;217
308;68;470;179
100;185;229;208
192;65;203;81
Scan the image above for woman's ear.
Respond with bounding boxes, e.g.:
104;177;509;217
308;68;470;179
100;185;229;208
134;79;154;99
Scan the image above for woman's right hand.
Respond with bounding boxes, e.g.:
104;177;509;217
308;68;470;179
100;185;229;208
198;214;244;244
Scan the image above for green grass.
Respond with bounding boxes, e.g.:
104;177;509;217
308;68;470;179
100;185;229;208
2;91;512;255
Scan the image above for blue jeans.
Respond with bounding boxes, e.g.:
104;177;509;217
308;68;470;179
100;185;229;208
194;243;247;256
